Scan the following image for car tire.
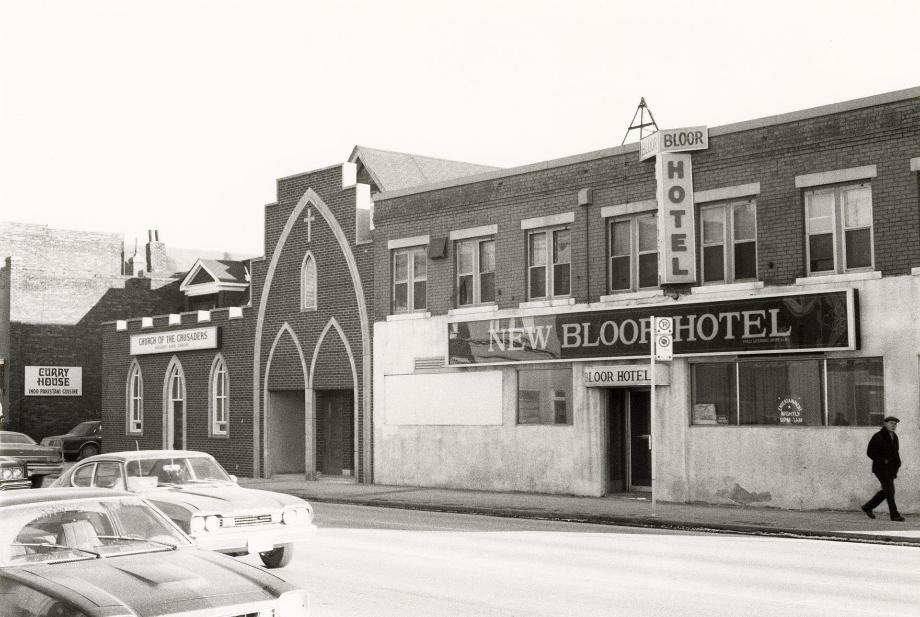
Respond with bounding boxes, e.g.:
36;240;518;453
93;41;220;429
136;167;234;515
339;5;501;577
30;475;45;489
259;543;293;568
78;444;99;459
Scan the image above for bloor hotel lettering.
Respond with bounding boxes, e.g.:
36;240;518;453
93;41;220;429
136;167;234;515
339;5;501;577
448;290;856;365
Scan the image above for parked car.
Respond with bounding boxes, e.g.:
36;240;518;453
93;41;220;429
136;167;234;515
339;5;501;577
40;420;102;460
0;431;64;488
51;450;316;568
0;456;30;491
0;488;310;617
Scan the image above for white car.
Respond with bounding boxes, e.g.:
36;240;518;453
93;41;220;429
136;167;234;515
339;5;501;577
51;450;315;568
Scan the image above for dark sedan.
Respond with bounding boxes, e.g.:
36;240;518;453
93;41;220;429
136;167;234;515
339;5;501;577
41;420;102;460
0;488;309;617
0;432;64;488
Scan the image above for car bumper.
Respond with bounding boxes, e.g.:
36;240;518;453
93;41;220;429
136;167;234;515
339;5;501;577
192;523;317;555
27;462;64;476
0;479;32;490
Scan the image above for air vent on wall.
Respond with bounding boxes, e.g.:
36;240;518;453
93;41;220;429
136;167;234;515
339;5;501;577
414;356;445;372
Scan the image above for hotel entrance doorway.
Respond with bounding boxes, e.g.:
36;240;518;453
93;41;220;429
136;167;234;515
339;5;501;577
606;389;651;493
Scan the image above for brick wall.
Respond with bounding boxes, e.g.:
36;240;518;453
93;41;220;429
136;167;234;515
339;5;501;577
373;96;920;317
10;274;182;440
0;222;124;276
101;308;255;476
101;164;376;480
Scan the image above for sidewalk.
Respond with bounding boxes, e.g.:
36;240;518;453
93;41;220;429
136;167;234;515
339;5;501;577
240;475;920;547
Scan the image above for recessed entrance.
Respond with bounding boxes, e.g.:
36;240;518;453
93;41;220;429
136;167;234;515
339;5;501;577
267;390;306;475
606;389;651;493
315;389;354;476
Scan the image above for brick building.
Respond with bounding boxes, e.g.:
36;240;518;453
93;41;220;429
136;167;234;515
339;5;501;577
0;223;202;440
100;148;496;479
370;87;920;511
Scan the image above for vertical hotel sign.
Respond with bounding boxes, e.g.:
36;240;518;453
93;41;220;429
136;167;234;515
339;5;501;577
641;126;709;284
656;152;697;283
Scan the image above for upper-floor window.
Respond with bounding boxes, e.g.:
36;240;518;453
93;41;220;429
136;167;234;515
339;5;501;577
209;355;229;437
700;200;757;284
528;227;570;300
393;246;427;313
609;214;657;292
301;252;317;311
457;237;495;306
805;182;873;275
126;361;143;434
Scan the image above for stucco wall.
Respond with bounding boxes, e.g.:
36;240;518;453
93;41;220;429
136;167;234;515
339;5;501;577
374;315;604;495
678;274;919;512
374;275;919;511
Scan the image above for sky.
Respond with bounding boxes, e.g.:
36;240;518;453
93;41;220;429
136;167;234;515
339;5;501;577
1;0;918;257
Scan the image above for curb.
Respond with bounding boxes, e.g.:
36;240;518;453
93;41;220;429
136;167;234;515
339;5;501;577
293;493;920;548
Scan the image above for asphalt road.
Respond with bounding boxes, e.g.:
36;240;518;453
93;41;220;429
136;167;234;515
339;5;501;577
236;502;920;617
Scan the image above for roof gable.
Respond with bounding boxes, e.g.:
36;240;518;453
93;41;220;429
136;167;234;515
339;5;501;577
348;146;500;193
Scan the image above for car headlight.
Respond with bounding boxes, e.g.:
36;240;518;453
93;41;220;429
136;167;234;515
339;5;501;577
204;515;221;532
282;506;313;526
11;467;23;479
277;589;309;616
189;516;205;534
1;468;11;480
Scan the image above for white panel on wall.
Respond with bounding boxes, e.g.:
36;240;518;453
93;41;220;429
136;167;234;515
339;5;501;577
384;371;503;425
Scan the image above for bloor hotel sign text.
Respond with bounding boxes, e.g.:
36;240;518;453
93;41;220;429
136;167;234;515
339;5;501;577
447;290;857;366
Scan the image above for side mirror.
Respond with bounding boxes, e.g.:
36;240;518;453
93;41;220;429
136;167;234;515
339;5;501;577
229;474;238;483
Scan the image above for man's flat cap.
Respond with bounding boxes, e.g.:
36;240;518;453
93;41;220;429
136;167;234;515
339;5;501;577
884;416;900;423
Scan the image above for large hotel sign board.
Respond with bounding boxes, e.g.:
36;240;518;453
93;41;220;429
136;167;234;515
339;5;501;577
447;290;857;366
130;326;219;356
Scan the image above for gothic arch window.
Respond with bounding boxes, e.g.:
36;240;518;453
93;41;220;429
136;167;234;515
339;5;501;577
301;251;317;311
126;361;143;434
209;354;229;437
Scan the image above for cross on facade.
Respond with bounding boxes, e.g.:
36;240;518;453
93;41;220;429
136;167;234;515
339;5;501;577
304;207;316;243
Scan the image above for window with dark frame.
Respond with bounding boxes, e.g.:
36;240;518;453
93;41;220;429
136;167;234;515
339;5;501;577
805;182;873;275
127;362;143;434
517;368;572;425
528;227;570;300
392;246;427;313
700;200;757;284
609;214;658;293
690;357;883;427
210;356;229;436
457;237;496;307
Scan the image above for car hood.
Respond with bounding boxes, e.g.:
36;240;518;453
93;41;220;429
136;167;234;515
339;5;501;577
142;484;305;514
0;443;61;459
10;547;292;616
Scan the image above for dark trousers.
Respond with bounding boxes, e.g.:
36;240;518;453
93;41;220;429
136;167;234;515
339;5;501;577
864;473;899;517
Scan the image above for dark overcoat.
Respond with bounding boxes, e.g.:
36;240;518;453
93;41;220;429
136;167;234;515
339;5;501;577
867;428;901;478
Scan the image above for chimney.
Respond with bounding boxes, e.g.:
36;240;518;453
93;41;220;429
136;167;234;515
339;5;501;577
145;229;168;274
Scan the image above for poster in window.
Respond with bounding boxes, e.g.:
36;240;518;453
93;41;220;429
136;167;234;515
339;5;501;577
692;404;718;425
777;397;805;425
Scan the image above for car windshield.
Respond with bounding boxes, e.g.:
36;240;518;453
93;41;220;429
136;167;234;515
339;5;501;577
0;433;36;445
126;456;232;487
69;422;98;437
1;495;192;566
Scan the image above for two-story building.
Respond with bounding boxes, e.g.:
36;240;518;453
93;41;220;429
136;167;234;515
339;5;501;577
370;87;920;511
100;148;497;479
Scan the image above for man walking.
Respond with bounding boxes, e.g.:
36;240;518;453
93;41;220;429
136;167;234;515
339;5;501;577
861;416;905;521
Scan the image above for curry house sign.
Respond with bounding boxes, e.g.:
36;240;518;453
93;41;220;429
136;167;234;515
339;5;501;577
447;290;857;366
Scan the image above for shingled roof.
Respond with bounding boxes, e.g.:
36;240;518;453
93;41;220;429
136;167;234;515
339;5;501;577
348;146;499;193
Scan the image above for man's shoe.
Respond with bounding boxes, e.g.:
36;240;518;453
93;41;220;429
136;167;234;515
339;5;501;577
861;505;876;519
891;515;906;522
